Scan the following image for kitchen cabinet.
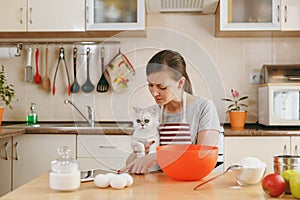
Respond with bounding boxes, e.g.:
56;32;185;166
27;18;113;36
77;135;132;170
219;0;300;31
224;136;290;172
0;0;85;32
86;0;145;30
12;134;76;190
0;137;12;197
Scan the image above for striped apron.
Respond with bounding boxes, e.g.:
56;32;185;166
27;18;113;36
159;92;192;145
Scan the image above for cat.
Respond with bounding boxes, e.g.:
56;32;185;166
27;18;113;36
131;106;160;159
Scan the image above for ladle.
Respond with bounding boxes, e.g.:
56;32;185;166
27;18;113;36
193;164;242;190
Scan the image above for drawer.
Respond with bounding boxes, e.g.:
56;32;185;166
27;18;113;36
77;157;127;171
77;135;132;158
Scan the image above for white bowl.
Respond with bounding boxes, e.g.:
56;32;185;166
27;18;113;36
231;167;267;186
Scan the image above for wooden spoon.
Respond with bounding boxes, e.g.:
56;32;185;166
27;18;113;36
42;47;51;91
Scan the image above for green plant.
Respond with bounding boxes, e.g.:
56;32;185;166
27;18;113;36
0;65;16;109
222;89;248;112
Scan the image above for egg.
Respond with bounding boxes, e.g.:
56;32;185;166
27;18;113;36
105;173;116;182
110;174;127;189
94;174;110;188
121;173;134;187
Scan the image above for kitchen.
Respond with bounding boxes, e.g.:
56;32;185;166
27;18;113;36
0;0;300;199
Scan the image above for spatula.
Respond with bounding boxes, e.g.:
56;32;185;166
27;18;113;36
96;47;109;93
81;47;95;93
70;47;80;93
42;47;51;91
34;48;41;84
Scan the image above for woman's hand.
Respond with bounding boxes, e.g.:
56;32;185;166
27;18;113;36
118;153;157;174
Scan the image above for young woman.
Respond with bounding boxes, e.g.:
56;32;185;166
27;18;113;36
119;50;221;174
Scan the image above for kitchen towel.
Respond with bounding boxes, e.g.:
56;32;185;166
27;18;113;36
0;47;18;59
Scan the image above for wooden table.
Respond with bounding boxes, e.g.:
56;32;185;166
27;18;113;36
0;172;295;200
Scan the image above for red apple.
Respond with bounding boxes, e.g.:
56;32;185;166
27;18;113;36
262;173;286;197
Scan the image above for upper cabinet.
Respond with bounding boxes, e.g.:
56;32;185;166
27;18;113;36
28;0;85;32
0;0;85;32
86;0;145;31
220;0;300;31
0;0;26;32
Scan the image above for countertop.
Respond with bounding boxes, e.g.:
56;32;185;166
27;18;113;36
224;124;300;136
0;172;295;200
0;128;25;139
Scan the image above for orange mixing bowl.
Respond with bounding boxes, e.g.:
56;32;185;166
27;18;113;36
156;144;218;181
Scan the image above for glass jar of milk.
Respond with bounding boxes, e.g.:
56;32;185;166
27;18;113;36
49;146;80;191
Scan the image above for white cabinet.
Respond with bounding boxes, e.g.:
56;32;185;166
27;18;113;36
280;0;300;30
224;136;290;172
0;0;85;32
12;134;76;190
0;0;26;32
220;0;300;31
77;135;132;171
0;137;13;197
86;0;145;30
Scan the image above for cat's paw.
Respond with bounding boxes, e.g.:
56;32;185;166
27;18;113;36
133;142;145;153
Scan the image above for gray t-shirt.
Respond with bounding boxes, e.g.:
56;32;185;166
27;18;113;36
155;97;221;144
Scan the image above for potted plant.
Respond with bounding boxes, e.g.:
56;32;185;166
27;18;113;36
0;65;16;125
222;89;248;130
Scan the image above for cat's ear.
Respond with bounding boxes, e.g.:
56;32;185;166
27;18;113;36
147;106;157;116
132;106;139;114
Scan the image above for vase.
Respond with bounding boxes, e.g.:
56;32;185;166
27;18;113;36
0;107;4;126
229;111;247;130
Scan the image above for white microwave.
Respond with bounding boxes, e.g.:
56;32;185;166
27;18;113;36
258;85;300;126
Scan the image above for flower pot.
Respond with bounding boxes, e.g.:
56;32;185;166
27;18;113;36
0;107;4;126
229;111;247;130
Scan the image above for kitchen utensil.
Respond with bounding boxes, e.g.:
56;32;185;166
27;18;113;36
106;49;135;93
156;144;218;181
96;47;109;93
274;145;300;174
52;47;71;96
193;164;242;190
81;47;94;93
34;48;41;84
25;48;33;82
70;47;80;93
42;47;51;91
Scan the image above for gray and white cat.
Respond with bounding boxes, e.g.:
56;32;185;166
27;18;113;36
131;106;160;158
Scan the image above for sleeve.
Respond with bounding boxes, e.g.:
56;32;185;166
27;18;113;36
197;100;221;133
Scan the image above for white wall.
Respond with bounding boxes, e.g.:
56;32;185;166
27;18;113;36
1;13;300;123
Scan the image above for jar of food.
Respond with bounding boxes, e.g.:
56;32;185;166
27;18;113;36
49;146;80;191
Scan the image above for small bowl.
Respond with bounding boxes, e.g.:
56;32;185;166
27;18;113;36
156;144;218;181
231;167;267;186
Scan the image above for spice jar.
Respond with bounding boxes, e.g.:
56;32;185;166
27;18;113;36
49;146;80;191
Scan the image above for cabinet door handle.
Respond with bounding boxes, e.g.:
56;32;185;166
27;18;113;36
86;6;89;24
277;5;280;22
294;145;298;156
19;7;23;24
29;7;33;24
15;142;20;161
284;5;287;23
5;142;9;160
99;145;117;149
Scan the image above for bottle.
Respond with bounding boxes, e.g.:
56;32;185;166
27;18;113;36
49;146;80;191
26;103;38;125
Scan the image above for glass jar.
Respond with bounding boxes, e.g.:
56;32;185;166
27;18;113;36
49;146;80;191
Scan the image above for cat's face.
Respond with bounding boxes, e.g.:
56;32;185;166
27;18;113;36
133;106;159;131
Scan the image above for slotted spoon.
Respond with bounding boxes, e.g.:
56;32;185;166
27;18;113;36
96;47;109;92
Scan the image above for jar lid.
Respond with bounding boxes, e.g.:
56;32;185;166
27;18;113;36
51;146;78;173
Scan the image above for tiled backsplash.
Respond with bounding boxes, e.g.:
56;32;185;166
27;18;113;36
1;14;300;123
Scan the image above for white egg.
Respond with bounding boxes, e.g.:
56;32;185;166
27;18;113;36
121;173;133;187
94;174;110;188
105;173;116;182
110;174;127;189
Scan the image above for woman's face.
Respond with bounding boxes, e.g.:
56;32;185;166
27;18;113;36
147;71;183;106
